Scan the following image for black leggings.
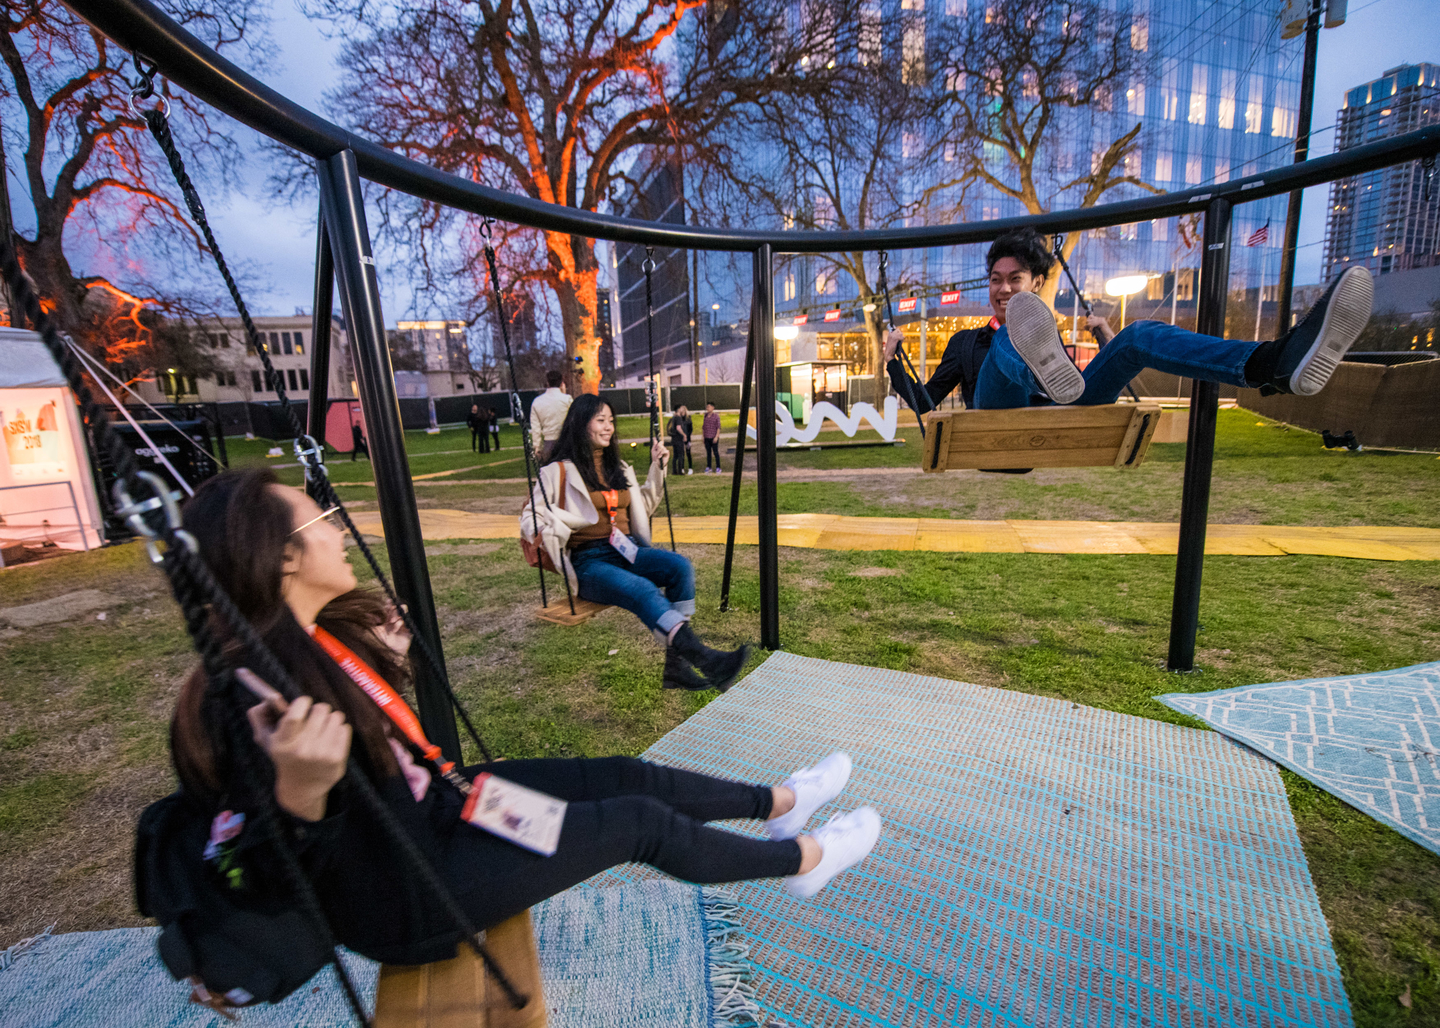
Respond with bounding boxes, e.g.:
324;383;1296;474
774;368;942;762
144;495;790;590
443;756;802;929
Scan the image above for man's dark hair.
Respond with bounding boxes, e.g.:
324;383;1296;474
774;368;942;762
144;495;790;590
986;229;1056;279
545;369;564;387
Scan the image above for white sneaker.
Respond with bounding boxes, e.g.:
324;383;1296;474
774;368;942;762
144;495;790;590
1003;291;1085;404
784;807;882;899
766;751;853;840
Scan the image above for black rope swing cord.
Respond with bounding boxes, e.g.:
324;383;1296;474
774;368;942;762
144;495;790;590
1051;233;1141;404
134;70;493;765
479;219;577;616
877;250;931;436
641;247;677;551
62;65;528;1022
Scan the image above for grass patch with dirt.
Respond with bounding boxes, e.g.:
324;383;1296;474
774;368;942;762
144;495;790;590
2;406;1438;1023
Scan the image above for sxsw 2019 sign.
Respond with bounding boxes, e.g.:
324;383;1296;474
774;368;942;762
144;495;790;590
745;397;900;447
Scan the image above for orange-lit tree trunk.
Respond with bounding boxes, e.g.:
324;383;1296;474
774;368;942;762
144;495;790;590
316;0;832;394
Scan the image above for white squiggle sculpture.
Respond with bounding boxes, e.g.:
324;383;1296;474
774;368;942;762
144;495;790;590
745;396;899;446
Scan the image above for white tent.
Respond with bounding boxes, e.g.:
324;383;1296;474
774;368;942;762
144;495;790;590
0;328;105;556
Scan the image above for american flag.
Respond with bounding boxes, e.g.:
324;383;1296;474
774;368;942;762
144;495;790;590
1246;221;1270;247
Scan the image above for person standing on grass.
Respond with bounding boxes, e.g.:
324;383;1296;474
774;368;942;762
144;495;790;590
702;403;722;473
156;467;882;992
667;405;694;476
467;404;488;453
529;370;572;463
486;407;502;451
525;394;751;692
350;423;368;462
885;227;1374;414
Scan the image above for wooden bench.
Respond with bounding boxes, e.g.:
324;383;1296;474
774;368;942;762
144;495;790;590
922;404;1162;472
375;910;547;1028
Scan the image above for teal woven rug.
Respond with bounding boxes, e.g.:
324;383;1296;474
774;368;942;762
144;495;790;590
592;652;1352;1028
0;882;757;1028
1158;660;1440;857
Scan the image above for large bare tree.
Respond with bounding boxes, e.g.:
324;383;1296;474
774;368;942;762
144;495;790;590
934;0;1161;304
0;0;267;382
311;0;837;393
695;2;958;403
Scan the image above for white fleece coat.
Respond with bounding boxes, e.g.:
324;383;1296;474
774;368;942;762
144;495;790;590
519;457;668;593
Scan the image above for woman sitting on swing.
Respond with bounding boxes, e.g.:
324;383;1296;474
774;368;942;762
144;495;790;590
165;468;882;971
522;393;749;692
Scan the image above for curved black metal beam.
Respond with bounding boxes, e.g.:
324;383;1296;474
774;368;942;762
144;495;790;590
68;0;1440;254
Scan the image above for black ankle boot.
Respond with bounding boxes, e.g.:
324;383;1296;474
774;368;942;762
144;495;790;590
662;644;710;691
670;624;751;693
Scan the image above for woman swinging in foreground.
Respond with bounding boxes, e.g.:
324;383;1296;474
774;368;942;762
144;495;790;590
522;393;749;691
886;227;1375;412
171;468;881;967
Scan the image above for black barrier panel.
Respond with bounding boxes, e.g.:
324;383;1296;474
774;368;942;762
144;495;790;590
96;420;222;538
670;384;742;412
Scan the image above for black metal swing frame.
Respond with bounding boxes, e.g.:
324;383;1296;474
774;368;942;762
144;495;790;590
62;0;1440;738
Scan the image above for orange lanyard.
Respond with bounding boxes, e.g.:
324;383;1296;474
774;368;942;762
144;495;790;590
311;625;455;774
602;489;619;527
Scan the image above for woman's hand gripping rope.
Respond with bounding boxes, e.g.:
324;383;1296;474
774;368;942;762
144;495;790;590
240;669;351;822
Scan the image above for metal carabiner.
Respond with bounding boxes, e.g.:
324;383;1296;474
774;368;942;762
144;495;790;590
292;433;329;482
509;391;524;422
641;246;656;274
128;55;170;120
112;471;194;564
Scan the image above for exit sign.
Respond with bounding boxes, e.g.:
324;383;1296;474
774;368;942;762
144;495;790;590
898;297;918;313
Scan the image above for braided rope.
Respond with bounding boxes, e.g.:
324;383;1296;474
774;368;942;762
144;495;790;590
139;108;491;762
1;227;525;1024
480;226;575;614
641;248;677;550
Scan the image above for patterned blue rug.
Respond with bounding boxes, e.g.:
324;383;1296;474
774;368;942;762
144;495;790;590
592;652;1352;1028
0;882;758;1028
1158;660;1440;857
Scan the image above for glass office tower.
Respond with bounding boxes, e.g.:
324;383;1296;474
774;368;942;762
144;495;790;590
1322;64;1440;280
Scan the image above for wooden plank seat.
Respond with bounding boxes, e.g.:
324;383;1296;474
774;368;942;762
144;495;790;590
535;597;612;625
922;403;1162;472
375;910;547;1028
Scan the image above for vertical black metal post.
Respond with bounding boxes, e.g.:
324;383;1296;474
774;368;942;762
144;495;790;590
1275;0;1322;334
305;218;334;504
719;310;756;612
1167;197;1232;672
318;149;460;760
752;245;780;650
307;218;335;453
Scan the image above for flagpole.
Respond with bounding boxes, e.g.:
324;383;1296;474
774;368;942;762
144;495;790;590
1255;245;1265;340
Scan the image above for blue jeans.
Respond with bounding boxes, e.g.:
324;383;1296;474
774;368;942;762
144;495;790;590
974;320;1262;409
570;538;695;637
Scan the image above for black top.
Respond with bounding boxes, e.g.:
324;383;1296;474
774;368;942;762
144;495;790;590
887;325;994;411
887;323;1051;411
668;414;692;444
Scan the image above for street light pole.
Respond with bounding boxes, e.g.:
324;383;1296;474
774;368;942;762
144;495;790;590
1275;0;1323;334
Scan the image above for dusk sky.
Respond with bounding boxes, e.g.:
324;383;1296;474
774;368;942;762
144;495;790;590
196;0;1440;324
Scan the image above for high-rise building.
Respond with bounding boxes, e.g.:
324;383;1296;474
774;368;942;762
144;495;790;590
392;319;480;397
614;155;694;385
1323;63;1440;280
671;0;1307;383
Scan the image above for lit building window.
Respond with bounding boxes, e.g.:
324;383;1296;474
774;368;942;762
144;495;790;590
1188;65;1207;125
1218;69;1236;130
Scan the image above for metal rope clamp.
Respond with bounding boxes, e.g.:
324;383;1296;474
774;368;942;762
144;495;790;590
112;471;196;564
509;392;524;423
293;433;328;482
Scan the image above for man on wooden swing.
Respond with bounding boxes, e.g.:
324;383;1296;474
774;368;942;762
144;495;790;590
884;227;1373;414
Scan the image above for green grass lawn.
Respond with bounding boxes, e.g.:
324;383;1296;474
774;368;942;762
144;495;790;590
2;408;1438;1023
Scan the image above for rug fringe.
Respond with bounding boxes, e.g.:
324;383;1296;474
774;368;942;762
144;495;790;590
700;889;765;1028
0;922;55;972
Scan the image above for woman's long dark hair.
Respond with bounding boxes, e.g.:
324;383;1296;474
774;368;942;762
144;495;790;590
170;467;402;802
547;393;627;492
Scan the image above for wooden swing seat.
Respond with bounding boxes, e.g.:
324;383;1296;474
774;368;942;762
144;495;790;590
374;910;547;1028
922;403;1162;472
535;597;612;625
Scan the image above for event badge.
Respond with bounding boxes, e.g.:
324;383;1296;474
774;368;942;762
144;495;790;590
460;773;567;856
609;527;638;563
